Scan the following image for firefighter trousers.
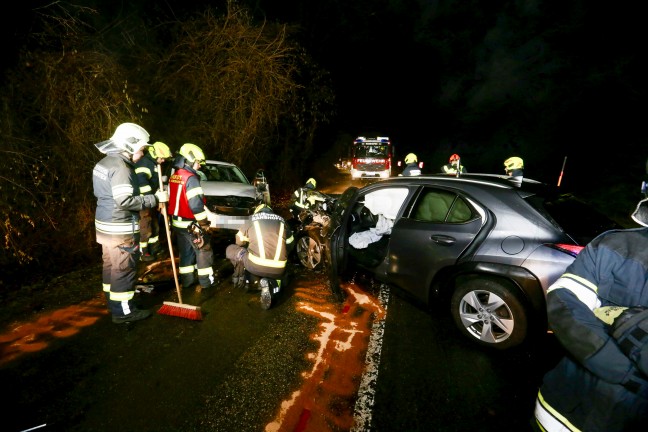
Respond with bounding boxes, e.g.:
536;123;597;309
173;226;215;289
100;237;139;317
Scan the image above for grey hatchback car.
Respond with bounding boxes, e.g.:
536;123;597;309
326;174;620;349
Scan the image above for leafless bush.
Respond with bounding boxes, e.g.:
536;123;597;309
0;2;147;288
152;1;334;180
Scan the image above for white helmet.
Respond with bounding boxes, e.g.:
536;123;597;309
110;123;151;154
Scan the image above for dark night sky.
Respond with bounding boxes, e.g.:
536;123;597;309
3;1;645;189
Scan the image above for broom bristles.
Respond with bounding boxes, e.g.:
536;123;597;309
158;301;203;321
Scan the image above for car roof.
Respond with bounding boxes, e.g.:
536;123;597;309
368;173;546;195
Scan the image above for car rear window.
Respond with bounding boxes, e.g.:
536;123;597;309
525;192;622;245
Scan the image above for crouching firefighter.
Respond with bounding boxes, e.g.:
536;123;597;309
167;143;215;291
226;204;294;309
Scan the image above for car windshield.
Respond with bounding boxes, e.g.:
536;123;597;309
202;164;250;184
526;192;622;245
354;145;388;158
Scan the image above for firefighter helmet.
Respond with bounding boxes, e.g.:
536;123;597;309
254;203;271;214
110;123;151;154
404;153;417;164
305;178;317;189
504;156;524;171
178;143;206;166
449;153;460;163
149;141;172;159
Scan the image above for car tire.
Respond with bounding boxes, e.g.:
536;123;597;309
450;278;528;350
296;232;323;270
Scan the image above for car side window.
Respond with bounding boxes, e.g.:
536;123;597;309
412;188;473;223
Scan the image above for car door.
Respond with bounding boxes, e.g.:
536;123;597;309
386;186;484;304
326;186;360;299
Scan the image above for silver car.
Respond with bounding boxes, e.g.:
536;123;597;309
200;160;269;231
326;174;620;349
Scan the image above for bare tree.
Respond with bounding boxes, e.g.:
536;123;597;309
0;2;148;286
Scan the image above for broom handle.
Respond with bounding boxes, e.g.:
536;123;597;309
157;165;183;304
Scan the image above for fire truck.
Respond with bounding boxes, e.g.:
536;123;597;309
350;136;393;180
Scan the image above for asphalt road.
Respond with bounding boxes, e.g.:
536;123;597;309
0;262;565;432
0;168;566;432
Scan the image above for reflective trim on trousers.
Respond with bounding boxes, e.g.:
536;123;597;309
174;225;214;288
101;241;137;317
534;392;580;432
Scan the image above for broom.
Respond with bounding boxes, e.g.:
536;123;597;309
155;165;203;320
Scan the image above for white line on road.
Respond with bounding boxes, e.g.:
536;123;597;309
351;283;390;431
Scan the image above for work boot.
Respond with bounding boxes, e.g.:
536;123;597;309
112;308;152;324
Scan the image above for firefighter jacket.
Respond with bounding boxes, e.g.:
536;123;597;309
93;152;158;243
535;228;648;432
235;208;292;278
292;187;326;210
401;163;421;176
134;152;160;195
441;163;466;174
168;166;208;229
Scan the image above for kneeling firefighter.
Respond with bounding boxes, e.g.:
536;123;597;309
226;204;294;308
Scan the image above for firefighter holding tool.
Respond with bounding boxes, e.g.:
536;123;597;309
135;141;172;261
92;122;168;324
167;143;215;291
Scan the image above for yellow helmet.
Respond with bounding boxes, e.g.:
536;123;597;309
254;203;271;214
305;178;317;189
150;141;172;159
178;143;206;165
504;156;524;171
404;153;417;164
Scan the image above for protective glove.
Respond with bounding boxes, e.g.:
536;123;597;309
155;190;169;204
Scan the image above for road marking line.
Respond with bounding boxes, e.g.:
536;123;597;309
351;283;390;431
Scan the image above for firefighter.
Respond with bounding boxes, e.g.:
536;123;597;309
92;122;168;324
167;143;215;291
441;153;467;174
226;204;293;290
135;141;172;261
400;153;421;176
289;178;326;219
533;197;648;431
504;156;524;181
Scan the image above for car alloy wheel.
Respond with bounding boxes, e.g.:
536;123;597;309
296;233;323;270
450;278;528;350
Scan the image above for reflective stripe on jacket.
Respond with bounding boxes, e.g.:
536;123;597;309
168;167;208;226
237;210;289;270
134;153;160;195
536;228;648;431
93;152;157;240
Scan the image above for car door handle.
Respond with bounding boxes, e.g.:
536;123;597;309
430;235;455;245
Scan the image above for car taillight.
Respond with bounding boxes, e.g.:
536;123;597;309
546;243;584;257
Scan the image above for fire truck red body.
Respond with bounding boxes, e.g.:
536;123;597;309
350;136;393;180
